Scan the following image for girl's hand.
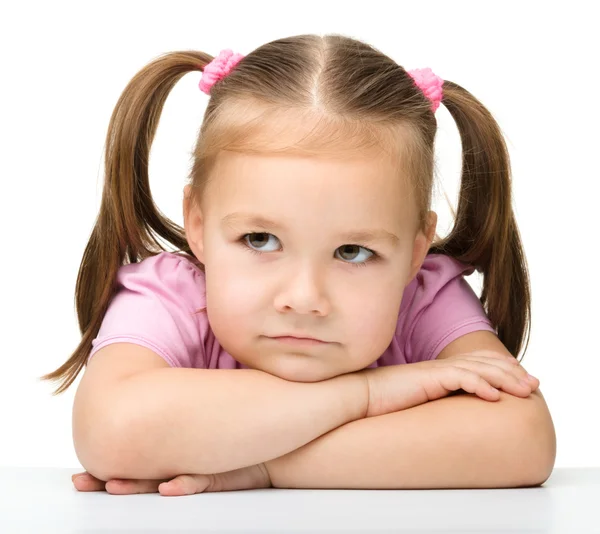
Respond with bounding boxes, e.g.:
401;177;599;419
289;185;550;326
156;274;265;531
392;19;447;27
71;463;272;496
358;352;539;418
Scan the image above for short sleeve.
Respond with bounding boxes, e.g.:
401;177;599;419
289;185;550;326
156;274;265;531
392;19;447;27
402;254;497;363
87;251;208;368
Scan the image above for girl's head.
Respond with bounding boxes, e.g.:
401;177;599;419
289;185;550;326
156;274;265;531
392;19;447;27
184;149;436;382
42;34;531;392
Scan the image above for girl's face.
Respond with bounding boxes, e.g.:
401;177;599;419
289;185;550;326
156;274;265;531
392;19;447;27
184;149;436;382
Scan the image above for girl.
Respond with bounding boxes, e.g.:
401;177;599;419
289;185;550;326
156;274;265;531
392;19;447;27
43;34;555;496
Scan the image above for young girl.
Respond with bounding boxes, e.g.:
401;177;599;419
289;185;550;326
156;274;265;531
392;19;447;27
43;34;555;496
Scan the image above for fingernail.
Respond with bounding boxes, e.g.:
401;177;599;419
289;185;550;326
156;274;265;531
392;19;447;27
527;374;538;382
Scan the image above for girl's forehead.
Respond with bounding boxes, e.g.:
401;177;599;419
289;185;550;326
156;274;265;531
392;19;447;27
206;149;418;229
208;100;411;163
214;148;396;171
210;149;409;196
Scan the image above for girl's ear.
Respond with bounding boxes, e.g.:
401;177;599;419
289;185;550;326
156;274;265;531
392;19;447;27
405;211;437;286
183;184;205;264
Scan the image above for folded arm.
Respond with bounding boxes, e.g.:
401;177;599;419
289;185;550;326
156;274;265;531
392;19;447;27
83;365;366;481
266;388;556;489
266;331;557;489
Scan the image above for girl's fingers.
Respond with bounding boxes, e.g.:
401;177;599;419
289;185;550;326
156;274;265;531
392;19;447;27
72;471;171;495
71;471;86;482
157;465;271;496
71;470;207;496
105;478;165;495
158;474;212;496
465;354;527;373
458;355;538;384
72;471;95;484
72;472;106;492
449;360;537;398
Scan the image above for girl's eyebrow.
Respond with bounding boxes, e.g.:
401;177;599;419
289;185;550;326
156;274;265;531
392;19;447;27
221;212;400;245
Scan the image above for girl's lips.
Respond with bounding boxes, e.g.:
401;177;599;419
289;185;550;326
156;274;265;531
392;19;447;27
270;336;328;346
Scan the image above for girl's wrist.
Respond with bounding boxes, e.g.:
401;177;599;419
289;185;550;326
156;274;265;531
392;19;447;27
327;371;369;421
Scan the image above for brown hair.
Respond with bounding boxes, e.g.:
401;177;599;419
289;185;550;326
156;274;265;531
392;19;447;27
40;33;531;395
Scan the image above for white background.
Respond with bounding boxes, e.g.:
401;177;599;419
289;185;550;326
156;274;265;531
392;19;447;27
1;0;598;471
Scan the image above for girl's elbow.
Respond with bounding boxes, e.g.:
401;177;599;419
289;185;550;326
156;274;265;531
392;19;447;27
521;390;557;486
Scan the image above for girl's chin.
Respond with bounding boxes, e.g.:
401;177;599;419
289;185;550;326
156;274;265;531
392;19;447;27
262;355;338;383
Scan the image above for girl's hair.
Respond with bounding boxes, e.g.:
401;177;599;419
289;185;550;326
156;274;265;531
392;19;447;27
41;33;531;395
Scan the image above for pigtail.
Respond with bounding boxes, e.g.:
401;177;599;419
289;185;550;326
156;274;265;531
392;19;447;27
40;51;213;395
428;81;531;360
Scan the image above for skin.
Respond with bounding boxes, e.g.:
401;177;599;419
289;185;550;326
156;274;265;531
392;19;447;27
74;147;437;495
184;149;437;382
71;464;272;495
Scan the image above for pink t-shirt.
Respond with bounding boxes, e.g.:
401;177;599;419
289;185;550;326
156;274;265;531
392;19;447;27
88;251;496;369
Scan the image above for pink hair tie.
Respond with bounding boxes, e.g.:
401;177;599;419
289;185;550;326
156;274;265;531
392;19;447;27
199;49;245;94
407;67;444;113
198;52;443;114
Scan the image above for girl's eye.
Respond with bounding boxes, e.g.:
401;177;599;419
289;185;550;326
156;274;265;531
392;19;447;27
244;232;280;252
240;232;378;268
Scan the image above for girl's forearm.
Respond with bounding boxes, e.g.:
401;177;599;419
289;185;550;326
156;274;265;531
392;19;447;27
266;390;555;489
91;368;366;481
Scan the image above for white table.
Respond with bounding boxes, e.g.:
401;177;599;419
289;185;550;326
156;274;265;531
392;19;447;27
0;466;597;532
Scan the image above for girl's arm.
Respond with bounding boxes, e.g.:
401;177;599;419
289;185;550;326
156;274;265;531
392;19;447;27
88;367;366;481
266;389;556;489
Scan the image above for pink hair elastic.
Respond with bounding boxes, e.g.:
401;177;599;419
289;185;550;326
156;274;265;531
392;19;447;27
407;67;444;113
199;49;245;94
198;49;444;113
